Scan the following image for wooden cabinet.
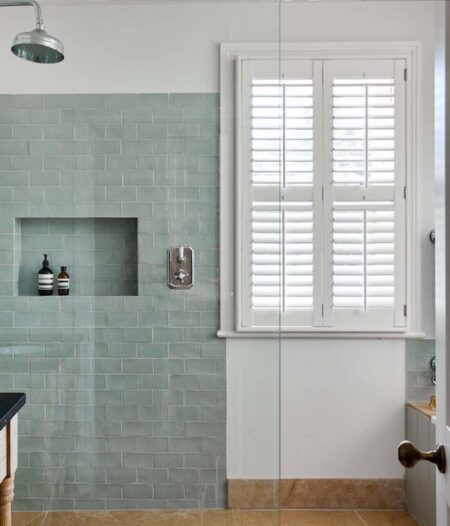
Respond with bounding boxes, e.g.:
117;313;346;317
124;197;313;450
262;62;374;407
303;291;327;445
405;405;436;526
0;393;25;526
0;415;18;526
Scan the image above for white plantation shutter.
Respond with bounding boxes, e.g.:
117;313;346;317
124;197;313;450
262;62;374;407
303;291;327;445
239;59;320;329
236;57;407;332
323;59;406;330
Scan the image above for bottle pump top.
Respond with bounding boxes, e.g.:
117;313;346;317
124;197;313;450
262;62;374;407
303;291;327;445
42;254;49;267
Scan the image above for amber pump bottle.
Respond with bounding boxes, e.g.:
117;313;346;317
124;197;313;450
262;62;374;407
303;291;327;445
38;254;54;296
57;266;70;296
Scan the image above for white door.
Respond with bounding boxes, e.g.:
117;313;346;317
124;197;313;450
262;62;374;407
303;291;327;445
435;1;450;523
400;1;450;522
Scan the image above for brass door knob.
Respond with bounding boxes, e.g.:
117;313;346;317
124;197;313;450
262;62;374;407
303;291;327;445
398;440;446;473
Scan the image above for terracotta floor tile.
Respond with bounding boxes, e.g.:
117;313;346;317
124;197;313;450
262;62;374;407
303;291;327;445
12;512;47;526
200;510;236;526
280;511;364;525
42;511;121;526
12;510;419;526
233;511;280;526
110;510;202;525
356;511;419;526
111;510;236;526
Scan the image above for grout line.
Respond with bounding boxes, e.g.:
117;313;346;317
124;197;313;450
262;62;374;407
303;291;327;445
355;510;369;526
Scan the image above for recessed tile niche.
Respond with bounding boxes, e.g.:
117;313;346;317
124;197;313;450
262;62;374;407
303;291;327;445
17;218;138;296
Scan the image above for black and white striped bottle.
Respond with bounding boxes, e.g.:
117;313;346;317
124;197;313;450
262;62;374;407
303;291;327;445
38;254;54;296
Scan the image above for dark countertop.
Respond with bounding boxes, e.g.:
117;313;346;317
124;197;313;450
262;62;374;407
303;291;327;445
0;393;26;432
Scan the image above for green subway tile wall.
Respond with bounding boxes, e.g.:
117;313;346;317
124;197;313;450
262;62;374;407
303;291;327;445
0;93;225;510
406;339;435;402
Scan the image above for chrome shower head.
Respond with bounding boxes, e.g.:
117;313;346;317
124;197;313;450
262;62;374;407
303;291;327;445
11;28;64;63
0;0;64;64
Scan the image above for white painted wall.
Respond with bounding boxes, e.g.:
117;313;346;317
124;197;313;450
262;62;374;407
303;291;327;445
227;0;436;480
228;339;406;478
0;1;279;93
0;0;436;480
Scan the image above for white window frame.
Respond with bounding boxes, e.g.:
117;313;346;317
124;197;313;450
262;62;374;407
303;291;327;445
218;41;423;338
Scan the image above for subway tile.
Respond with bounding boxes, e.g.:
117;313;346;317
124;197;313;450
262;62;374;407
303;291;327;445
0;156;12;170
61;109;121;125
13;156;43;171
0;109;29;124
122;140;152;155
0;96;13;108
154;109;183;123
30;171;60;186
106;467;137;484
75;125;106;140
14;95;45;109
58;140;90;155
13;125;43;140
184;108;218;123
91;140;121;154
199;94;219;108
152;139;184;154
45;95;76;109
137;124;168;139
5;92;225;512
0;140;27;155
76;94;106;109
136;94;169;109
106;94;137;109
137;154;168;170
106;155;137;170
106;124;136;139
169;94;199;108
106;186;137;202
29;109;60;124
184;138;218;154
123;109;153;123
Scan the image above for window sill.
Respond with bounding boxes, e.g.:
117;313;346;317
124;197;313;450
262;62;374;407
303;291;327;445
217;330;426;339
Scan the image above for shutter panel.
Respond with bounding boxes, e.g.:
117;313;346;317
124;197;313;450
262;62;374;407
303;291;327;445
236;57;407;332
323;60;406;330
332;206;395;309
238;59;318;330
251;202;314;309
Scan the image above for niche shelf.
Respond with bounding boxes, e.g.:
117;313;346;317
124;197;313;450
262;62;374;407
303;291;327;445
17;218;138;297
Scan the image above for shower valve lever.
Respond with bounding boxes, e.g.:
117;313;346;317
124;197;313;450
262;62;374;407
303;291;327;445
168;246;194;289
175;269;188;283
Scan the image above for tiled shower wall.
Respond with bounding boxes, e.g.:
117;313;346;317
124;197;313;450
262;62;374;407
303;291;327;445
0;93;226;510
406;339;435;402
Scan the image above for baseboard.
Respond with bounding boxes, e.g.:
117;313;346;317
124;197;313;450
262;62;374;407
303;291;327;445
227;479;405;510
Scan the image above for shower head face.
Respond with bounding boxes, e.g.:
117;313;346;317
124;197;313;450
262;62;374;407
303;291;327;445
11;28;64;64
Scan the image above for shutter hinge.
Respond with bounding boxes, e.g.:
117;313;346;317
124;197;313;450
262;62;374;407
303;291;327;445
403;186;407;199
404;304;407;317
322;304;324;317
404;68;407;82
321;185;324;201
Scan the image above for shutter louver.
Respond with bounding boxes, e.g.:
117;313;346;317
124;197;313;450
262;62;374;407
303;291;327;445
249;75;315;326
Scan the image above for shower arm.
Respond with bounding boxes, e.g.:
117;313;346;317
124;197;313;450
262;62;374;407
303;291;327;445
0;0;44;30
